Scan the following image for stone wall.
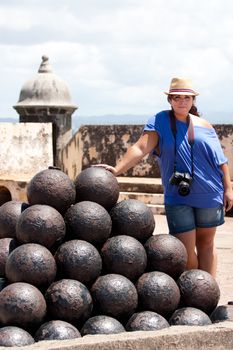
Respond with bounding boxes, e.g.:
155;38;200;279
0;122;53;181
0;122;53;204
61;124;233;181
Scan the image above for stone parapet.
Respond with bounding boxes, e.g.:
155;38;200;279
2;322;233;350
61;124;233;181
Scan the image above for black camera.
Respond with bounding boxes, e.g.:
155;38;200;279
169;171;192;196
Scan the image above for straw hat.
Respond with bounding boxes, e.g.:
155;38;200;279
164;77;199;96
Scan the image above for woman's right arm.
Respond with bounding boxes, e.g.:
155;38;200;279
94;131;159;176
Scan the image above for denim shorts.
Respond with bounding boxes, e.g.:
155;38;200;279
165;204;225;235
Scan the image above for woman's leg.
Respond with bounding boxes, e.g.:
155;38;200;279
165;204;198;270
196;227;217;277
174;229;198;270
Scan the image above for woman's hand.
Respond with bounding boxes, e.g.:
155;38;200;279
224;188;233;212
221;163;233;212
92;164;118;176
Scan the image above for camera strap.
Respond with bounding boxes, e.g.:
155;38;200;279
169;112;195;177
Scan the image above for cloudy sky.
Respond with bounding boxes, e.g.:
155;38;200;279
1;0;233;123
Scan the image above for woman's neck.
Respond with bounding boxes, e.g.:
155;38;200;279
174;113;189;122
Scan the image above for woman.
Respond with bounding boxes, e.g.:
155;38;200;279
95;77;233;278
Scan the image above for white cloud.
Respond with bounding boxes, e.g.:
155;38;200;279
0;0;233;121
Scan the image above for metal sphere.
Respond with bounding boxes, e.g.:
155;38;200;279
34;320;81;341
126;311;170;331
101;235;147;281
45;279;93;326
177;269;220;315
136;271;180;318
169;307;212;326
0;201;29;238
210;304;233;323
16;204;66;249
55;240;102;285
5;243;57;288
110;199;155;242
0;326;35;347
27;167;76;214
74;167;119;210
144;234;188;279
91;274;138;320
81;315;125;335
64;201;112;245
0;282;47;329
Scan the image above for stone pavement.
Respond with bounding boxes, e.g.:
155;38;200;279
154;214;233;305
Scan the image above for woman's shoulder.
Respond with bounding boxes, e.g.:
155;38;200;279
190;114;213;129
146;110;169;125
156;110;170;118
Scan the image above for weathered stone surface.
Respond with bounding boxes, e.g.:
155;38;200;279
1;322;233;350
0;123;53;181
61;124;233;181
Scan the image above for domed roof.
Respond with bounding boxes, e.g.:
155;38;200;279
14;55;78;111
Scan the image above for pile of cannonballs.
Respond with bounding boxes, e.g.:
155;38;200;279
0;166;231;347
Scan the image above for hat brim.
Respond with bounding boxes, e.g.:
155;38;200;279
164;91;199;96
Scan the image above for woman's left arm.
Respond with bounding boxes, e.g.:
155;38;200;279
221;163;233;212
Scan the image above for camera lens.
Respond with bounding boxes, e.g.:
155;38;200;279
178;181;190;196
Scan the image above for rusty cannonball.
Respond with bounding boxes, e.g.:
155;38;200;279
16;204;66;249
136;271;180;318
169;307;212;326
0;326;35;347
210;303;233;323
0;201;29;238
91;274;138;320
55;240;102;285
0;238;19;277
110;199;155;242
0;282;47;329
5;243;57;288
34;320;81;341
64;201;112;246
144;234;188;279
27;167;76;214
101;235;147;281
74;167;119;210
177;269;220;315
126;311;170;331
45;279;93;326
81;315;125;335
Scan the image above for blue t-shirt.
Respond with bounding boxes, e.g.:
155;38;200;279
144;110;228;208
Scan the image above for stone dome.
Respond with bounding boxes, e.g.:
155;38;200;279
14;55;78;112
